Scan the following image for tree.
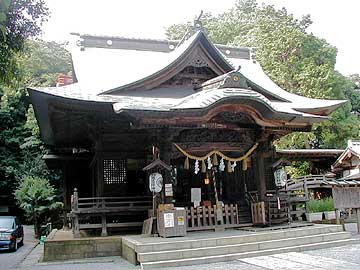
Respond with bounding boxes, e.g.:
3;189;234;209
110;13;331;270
166;0;360;153
0;0;49;84
0;40;71;215
14;176;63;237
345;74;360;116
17;40;72;87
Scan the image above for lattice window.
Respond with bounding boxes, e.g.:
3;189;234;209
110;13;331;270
103;159;127;184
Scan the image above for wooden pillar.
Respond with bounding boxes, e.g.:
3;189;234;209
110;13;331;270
160;130;173;204
253;148;267;201
357;208;360;234
101;213;107;237
253;131;269;202
96;154;103;196
62;161;69;229
160;135;173;203
73;188;80;238
257;152;267;201
335;208;340;225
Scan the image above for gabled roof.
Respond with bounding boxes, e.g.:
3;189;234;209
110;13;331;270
332;147;360;170
101;31;233;95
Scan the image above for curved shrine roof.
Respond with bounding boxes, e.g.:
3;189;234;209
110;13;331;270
28;30;347;142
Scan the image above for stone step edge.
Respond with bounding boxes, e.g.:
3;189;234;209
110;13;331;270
137;231;351;258
140;238;359;270
130;224;343;252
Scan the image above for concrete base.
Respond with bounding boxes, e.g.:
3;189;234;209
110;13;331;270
43;229;122;262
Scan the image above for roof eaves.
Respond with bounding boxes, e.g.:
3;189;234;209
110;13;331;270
332;148;360;169
293;99;348;116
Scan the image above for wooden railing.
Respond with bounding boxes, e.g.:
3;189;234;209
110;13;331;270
283;174;333;220
70;189;152;237
286;174;332;191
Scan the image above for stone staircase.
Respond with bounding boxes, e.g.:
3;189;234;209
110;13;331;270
124;225;355;269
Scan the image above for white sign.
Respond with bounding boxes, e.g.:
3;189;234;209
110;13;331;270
274;168;287;187
164;212;174;228
149;173;163;193
191;188;201;207
165;183;173;197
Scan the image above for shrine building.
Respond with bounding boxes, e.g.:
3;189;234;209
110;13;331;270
28;21;346;235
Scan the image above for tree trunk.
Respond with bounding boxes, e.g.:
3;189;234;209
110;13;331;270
33;211;39;238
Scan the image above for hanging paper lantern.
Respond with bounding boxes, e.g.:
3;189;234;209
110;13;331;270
227;160;233;173
204;172;210;184
219;158;225;171
184;157;189;170
207;156;213;170
213;154;218;166
194;160;200;174
201;160;206;173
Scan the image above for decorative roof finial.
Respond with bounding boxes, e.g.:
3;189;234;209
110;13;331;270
176;11;205;49
193;10;204;31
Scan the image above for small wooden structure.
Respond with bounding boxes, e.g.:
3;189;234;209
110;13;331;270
251;202;266;225
332;185;360;233
282;174;336;220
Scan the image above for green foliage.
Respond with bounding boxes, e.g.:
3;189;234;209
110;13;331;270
322;197;335;212
306;199;322;213
167;0;360;152
0;40;71;215
0;0;49;84
285;161;311;178
0;0;11;39
14;176;63;236
306;198;334;213
17;40;72;87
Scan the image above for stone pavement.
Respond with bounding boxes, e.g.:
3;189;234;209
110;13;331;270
13;223;360;270
0;225;38;270
18;242;360;270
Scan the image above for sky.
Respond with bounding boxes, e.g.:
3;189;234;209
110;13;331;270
41;0;360;76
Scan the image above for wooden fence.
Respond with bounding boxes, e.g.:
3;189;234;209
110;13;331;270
186;204;241;231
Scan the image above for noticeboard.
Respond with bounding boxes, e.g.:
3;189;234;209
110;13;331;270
164;212;175;228
333;186;360;209
165;183;173;197
191;188;201;207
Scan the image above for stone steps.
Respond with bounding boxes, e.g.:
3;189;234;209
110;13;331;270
134;224;342;253
140;238;357;269
132;225;353;269
138;232;350;262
